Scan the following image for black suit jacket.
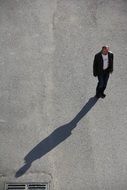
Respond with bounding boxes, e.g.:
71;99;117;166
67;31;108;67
93;51;114;77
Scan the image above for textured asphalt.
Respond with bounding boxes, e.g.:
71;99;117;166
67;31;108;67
0;0;127;190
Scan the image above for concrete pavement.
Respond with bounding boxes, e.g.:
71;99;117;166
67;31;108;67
0;0;127;190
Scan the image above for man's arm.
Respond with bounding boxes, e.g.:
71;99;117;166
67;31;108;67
93;54;98;77
111;53;114;72
109;52;114;73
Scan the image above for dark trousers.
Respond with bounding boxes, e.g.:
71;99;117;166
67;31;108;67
96;70;109;95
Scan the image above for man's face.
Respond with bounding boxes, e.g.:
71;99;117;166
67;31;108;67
102;48;108;55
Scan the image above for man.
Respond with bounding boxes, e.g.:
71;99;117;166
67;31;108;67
93;46;114;98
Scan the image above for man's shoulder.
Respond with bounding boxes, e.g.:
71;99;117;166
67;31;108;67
108;51;114;55
95;51;101;57
108;51;114;58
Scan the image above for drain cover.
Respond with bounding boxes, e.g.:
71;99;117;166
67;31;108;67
5;183;48;190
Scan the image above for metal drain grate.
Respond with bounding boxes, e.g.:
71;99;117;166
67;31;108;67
5;183;48;190
28;184;48;189
5;184;25;190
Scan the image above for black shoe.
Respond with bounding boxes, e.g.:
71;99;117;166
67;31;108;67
101;93;106;98
95;93;101;98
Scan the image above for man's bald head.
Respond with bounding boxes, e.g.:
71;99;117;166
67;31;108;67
102;46;109;55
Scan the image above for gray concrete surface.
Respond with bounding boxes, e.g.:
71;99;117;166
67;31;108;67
0;0;127;189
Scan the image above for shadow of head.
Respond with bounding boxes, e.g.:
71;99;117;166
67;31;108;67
15;162;31;178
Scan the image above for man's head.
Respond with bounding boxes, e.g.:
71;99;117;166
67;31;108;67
101;46;109;55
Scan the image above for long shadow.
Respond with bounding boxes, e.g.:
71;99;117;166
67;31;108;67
15;96;98;178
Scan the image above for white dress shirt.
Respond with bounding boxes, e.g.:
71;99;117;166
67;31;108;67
102;54;109;70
